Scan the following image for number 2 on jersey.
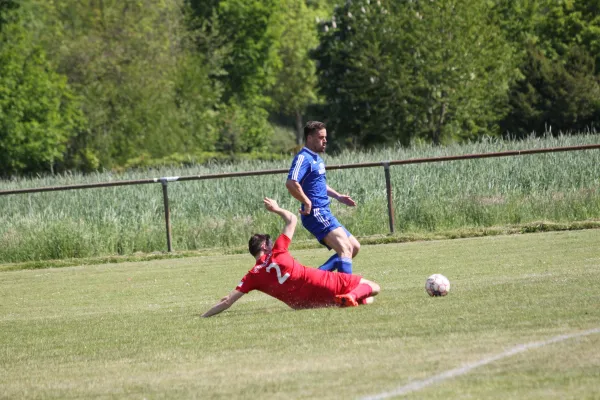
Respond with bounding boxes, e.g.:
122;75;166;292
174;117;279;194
266;263;290;284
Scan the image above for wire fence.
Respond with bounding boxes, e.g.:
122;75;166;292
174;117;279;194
2;143;599;252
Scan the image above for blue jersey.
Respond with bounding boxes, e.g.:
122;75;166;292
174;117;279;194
287;147;330;210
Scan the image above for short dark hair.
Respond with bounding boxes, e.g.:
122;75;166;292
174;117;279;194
248;234;271;257
304;121;326;141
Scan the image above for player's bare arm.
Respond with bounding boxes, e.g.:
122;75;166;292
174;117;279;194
263;197;297;240
202;289;244;318
285;179;312;215
327;185;356;207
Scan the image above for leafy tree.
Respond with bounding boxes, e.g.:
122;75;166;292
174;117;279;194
313;1;409;148
0;2;84;175
497;0;600;137
0;0;18;29
188;0;281;103
314;0;518;147
213;0;281;104
536;0;600;70
501;45;600;137
270;0;320;145
187;0;280;153
216;99;272;153
27;0;225;168
493;0;549;48
405;0;518;144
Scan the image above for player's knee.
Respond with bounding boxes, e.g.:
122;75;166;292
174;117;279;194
327;233;352;258
346;235;360;258
339;240;353;258
368;280;380;295
351;241;360;258
360;278;380;295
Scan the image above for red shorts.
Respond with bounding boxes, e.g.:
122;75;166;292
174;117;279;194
332;272;362;295
289;273;363;310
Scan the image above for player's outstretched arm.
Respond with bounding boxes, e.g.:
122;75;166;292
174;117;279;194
263;197;297;240
327;185;356;207
202;290;244;318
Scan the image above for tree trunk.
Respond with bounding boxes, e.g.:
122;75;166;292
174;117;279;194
433;101;447;145
295;111;303;145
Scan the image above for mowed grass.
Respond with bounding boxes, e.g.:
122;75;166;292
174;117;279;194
1;229;599;399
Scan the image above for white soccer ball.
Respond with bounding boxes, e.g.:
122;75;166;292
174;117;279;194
425;274;450;297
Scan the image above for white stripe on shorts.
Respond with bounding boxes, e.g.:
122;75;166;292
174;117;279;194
313;208;330;227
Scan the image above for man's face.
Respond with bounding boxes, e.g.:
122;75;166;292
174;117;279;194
306;129;327;153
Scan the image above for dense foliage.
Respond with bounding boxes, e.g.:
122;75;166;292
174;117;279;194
0;0;599;175
0;0;84;174
314;0;518;147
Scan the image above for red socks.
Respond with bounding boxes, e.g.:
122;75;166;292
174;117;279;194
351;283;373;302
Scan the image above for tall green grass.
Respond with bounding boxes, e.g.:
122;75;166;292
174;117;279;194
1;134;599;263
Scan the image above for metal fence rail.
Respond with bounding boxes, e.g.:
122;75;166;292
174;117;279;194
2;143;599;251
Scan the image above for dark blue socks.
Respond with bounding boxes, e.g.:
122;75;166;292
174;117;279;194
337;257;353;274
318;253;339;271
318;254;352;274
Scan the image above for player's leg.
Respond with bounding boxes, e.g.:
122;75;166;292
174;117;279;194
359;297;375;305
319;232;357;271
322;227;353;273
358;278;380;296
318;253;339;271
301;212;340;271
351;278;379;302
336;278;380;307
335;275;380;307
333;222;359;260
321;216;360;258
320;227;357;272
349;234;360;258
303;209;353;273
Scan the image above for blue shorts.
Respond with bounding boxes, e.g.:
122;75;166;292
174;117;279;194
301;207;351;247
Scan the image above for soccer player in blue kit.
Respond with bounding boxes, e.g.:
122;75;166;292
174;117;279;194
286;121;360;274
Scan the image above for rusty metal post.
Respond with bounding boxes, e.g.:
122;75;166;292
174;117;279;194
382;162;395;233
160;178;174;252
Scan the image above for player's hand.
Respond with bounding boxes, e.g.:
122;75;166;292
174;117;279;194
299;201;311;216
336;194;356;207
263;197;280;212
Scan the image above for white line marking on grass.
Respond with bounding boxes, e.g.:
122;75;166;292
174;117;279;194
360;327;600;400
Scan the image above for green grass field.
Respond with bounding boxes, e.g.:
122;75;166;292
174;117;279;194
1;229;599;399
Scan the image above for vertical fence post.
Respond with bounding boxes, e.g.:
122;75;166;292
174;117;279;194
160;178;173;252
382;161;395;233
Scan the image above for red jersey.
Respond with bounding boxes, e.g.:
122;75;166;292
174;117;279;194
236;234;361;309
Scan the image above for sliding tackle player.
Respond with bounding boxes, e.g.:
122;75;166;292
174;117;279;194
201;198;380;317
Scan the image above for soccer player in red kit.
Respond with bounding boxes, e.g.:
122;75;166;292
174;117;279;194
201;198;380;317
